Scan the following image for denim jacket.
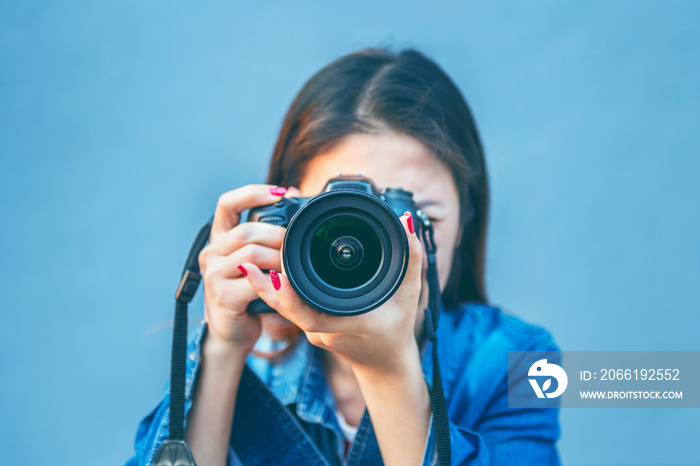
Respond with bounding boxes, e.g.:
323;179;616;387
127;302;562;465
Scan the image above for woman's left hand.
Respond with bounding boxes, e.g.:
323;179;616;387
239;212;424;373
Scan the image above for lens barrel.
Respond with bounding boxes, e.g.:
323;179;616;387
282;190;409;316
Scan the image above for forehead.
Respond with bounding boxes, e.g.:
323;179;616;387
299;132;457;204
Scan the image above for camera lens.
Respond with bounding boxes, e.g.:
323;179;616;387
330;236;364;270
282;189;410;316
310;215;381;289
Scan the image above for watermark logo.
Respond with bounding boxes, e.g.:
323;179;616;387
528;359;568;398
509;351;699;408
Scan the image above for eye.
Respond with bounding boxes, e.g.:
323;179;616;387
422;211;439;221
415;204;443;224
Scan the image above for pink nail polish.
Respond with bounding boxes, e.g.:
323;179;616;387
269;186;287;196
405;212;415;235
237;264;248;277
270;270;281;291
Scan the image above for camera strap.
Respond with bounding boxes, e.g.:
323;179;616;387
154;213;451;465
416;210;451;466
153;217;213;466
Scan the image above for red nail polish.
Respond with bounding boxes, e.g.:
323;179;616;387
405;212;415;235
270;270;281;291
269;186;287;196
237;264;248;277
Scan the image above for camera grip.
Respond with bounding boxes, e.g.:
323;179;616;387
246;298;277;314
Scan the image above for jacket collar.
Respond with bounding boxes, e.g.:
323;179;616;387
264;335;336;425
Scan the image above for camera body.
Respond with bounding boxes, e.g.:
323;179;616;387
246;175;420;316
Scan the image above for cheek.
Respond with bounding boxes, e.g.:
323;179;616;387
437;249;454;292
425;226;458;292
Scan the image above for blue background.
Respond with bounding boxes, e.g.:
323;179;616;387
1;1;698;464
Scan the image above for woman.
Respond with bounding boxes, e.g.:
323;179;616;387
129;47;561;465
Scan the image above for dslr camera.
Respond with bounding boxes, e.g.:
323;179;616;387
245;175;420;316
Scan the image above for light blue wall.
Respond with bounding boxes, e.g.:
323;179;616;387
1;1;698;464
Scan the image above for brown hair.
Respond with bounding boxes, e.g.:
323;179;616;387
257;47;490;355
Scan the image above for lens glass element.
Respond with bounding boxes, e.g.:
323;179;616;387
310;215;382;289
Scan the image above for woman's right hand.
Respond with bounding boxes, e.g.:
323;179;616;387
197;184;300;354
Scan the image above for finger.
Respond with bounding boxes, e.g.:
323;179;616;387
237;262;284;313
401;211;424;285
264;268;330;334
217;244;282;278
210;184;288;242
284;186;302;199
208;222;286;256
202;277;260;317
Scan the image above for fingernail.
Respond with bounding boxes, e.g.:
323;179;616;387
269;186;287;196
270;270;281;291
237;264;248;277
404;211;415;235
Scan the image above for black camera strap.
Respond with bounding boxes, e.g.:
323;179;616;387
154;213;451;465
153;218;212;466
417;210;451;466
